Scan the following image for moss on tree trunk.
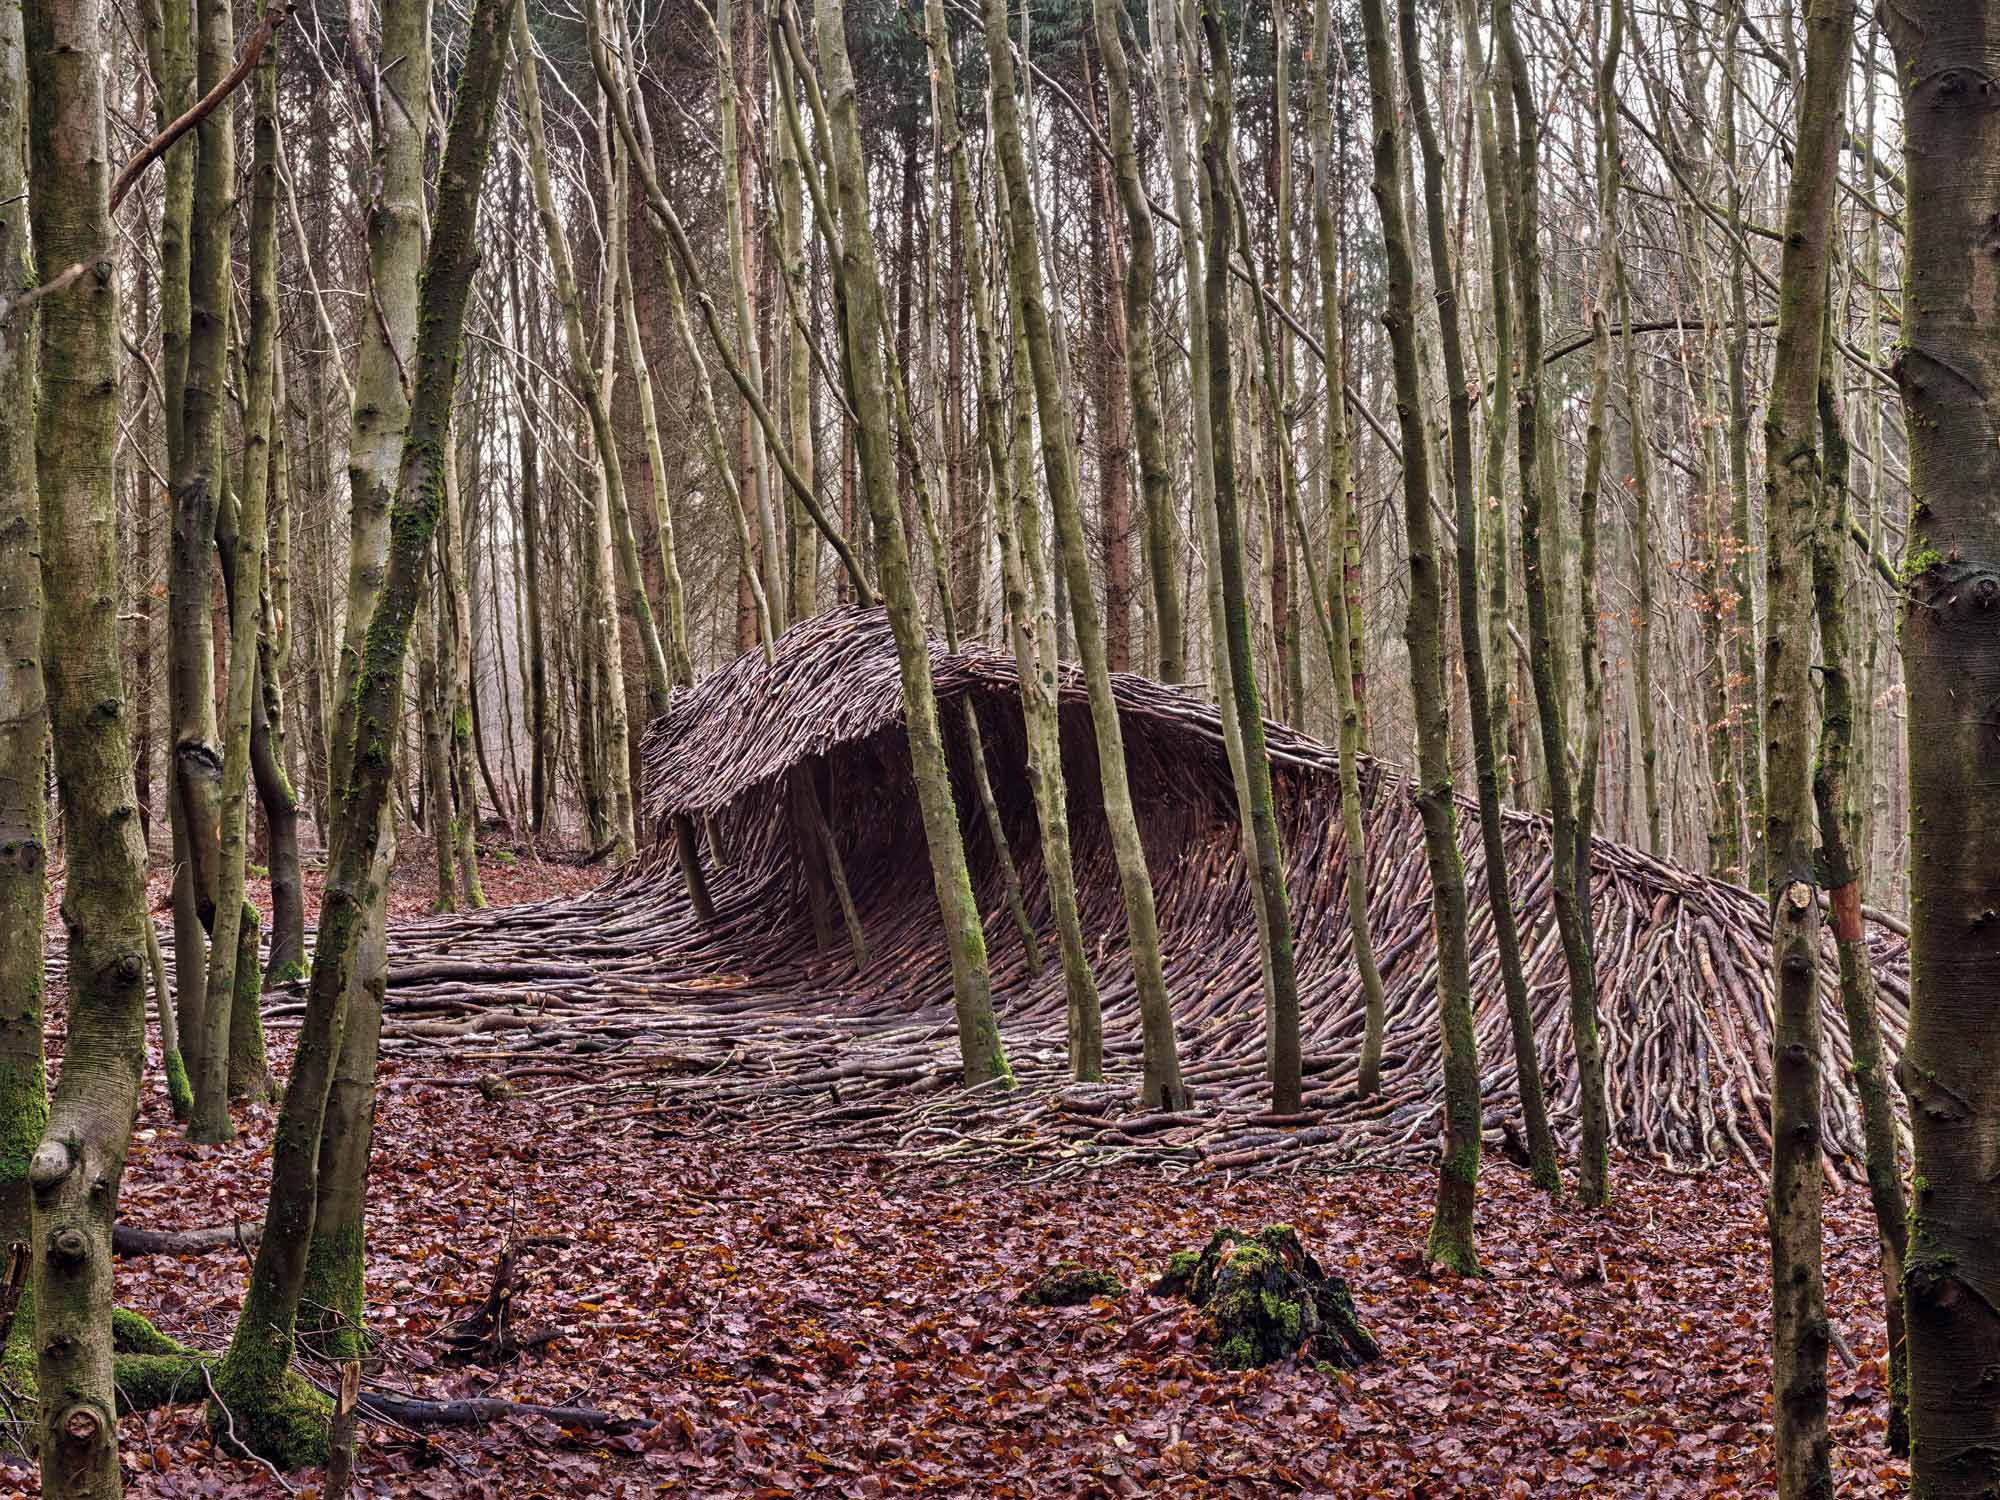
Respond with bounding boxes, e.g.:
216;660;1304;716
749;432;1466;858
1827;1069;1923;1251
926;0;1104;1078
0;0;46;1260
815;0;1011;1090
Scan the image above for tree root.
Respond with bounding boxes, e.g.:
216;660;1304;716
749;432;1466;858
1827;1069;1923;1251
2;1304;216;1427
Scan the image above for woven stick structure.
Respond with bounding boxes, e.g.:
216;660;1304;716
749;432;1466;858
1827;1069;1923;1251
357;607;1909;1181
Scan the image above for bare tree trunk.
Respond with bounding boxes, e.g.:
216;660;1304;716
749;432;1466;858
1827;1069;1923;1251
1200;8;1304;1115
717;0;782;631
1494;0;1610;1208
217;0;511;1466
774;37;817;623
254;350;304;985
814;0;1011;1088
418;574;456;911
1408;0;1558;1195
923;0;1100;1076
1721;9;1765;895
167;0;239;1093
1760;6;1851;1497
24;0;156;1483
984;0;1186;1109
0;0;47;1260
1618;273;1662;857
1094;0;1181;686
609;59;694;690
502;156;550;834
1309;0;1388;1102
295;0;432;1387
1811;319;1907;1459
1358;0;1483;1275
440;433;485;907
189;30;282;1143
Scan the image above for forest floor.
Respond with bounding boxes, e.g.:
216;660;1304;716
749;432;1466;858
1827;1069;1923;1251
11;854;1909;1498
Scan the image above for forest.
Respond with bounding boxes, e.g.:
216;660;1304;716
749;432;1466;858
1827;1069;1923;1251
0;0;1987;1493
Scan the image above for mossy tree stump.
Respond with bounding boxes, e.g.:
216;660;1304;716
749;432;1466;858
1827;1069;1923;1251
1021;1260;1124;1308
1155;1225;1378;1372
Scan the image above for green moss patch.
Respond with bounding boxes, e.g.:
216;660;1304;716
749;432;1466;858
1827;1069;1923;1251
1021;1260;1124;1308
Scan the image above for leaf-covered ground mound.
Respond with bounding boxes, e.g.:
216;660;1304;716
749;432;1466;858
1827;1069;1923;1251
23;857;1910;1497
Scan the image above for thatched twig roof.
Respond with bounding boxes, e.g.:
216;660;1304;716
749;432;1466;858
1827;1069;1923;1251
639;606;1338;823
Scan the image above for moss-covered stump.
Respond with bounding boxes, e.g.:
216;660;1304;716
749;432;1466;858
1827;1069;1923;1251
1157;1225;1378;1372
1021;1260;1124;1307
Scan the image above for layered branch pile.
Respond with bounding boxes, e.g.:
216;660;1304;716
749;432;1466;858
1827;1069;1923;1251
310;609;1909;1181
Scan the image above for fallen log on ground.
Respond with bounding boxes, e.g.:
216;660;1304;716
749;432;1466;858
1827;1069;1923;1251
113;1220;262;1257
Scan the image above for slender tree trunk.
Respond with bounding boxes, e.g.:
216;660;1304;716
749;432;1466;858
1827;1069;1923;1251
1761;8;1851;1498
219;0;511;1466
924;0;1100;1077
1153;0;1278;1041
774;38;817;623
141;0;198;1111
1199;6;1303;1116
255;351;304;986
1406;0;1558;1195
132;267;156;840
984;0;1186;1108
1811;319;1907;1459
1358;0;1483;1275
1309;0;1388;1101
717;0;782;630
0;0;47;1260
1083;49;1134;677
1573;0;1624;893
611;82;694;691
815;0;1010;1089
418;574;455;911
502;156;550;834
440;434;485;908
24;0;155;1483
294;0;430;1384
1722;9;1765;895
1093;0;1180;684
168;0;240;1090
189;32;282;1144
1494;0;1610;1208
1619;271;1662;856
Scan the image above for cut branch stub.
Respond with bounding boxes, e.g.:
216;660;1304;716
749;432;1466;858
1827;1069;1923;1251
1160;1224;1378;1372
